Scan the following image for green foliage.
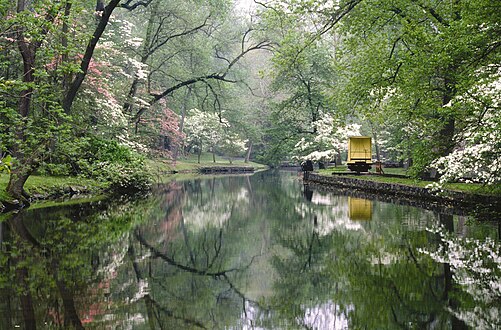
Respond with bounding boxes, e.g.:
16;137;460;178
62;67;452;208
37;136;152;193
257;0;500;183
0;155;12;174
77;137;151;193
91;158;152;193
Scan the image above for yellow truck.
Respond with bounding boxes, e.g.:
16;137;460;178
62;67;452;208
347;136;372;173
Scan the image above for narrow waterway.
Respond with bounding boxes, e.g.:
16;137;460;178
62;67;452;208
0;170;499;329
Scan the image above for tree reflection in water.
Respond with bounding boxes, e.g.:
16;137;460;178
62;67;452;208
0;171;499;329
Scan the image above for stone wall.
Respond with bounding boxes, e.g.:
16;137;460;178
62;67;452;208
305;173;500;215
198;166;254;174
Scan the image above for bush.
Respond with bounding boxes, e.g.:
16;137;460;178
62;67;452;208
38;136;152;193
91;159;152;194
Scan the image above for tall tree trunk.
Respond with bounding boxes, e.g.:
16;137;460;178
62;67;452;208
16;0;35;118
172;87;191;163
8;0;37;202
61;1;72;93
244;141;252;163
437;74;456;156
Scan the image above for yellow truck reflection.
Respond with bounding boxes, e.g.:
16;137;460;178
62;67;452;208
348;197;373;221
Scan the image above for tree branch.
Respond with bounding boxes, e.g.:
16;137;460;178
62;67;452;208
120;0;153;11
62;0;121;113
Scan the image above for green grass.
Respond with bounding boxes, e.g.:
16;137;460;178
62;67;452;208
0;174;104;202
316;168;501;196
320;165;408;176
146;153;268;178
1;153;267;203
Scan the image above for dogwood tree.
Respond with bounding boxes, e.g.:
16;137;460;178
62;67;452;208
184;108;247;163
292;111;360;163
0;0;151;201
431;71;501;184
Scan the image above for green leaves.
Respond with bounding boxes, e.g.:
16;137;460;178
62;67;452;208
0;155;12;174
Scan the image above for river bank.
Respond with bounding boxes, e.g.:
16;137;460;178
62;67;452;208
0;157;267;212
304;172;501;217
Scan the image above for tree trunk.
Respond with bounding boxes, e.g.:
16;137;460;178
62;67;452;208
123;77;140;114
335;153;342;166
173;87;191;163
9;3;37;203
372;131;380;161
6;163;33;202
212;151;216;163
437;74;456;156
61;1;72;93
16;0;35;117
244;141;252;163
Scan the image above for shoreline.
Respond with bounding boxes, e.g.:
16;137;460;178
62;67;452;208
0;164;265;213
304;172;501;217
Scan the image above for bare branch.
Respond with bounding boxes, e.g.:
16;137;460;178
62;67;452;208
120;0;153;11
147;14;212;57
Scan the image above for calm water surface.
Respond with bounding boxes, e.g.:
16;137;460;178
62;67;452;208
0;170;500;329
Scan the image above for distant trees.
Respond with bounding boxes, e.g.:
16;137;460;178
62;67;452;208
258;7;340;164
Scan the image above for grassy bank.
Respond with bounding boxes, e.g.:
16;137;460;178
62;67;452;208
317;166;501;197
0;175;105;203
146;153;268;181
1;153;268;204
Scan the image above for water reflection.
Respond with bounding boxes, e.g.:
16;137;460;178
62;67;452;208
0;171;499;329
348;197;372;221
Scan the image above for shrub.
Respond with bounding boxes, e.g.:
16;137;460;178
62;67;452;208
38;136;152;193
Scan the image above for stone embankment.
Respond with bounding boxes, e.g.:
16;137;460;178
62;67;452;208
198;166;255;174
304;173;500;216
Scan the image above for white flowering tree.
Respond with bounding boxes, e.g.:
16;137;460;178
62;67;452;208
431;71;501;185
219;133;248;164
292;111;361;165
184;108;246;163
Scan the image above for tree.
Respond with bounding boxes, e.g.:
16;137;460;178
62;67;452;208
255;0;500;181
0;0;151;202
259;10;340;164
183;108;246;163
332;0;501;177
121;1;273;142
431;72;501;184
292;114;360;164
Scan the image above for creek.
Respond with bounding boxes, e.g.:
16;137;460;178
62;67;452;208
0;170;499;329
